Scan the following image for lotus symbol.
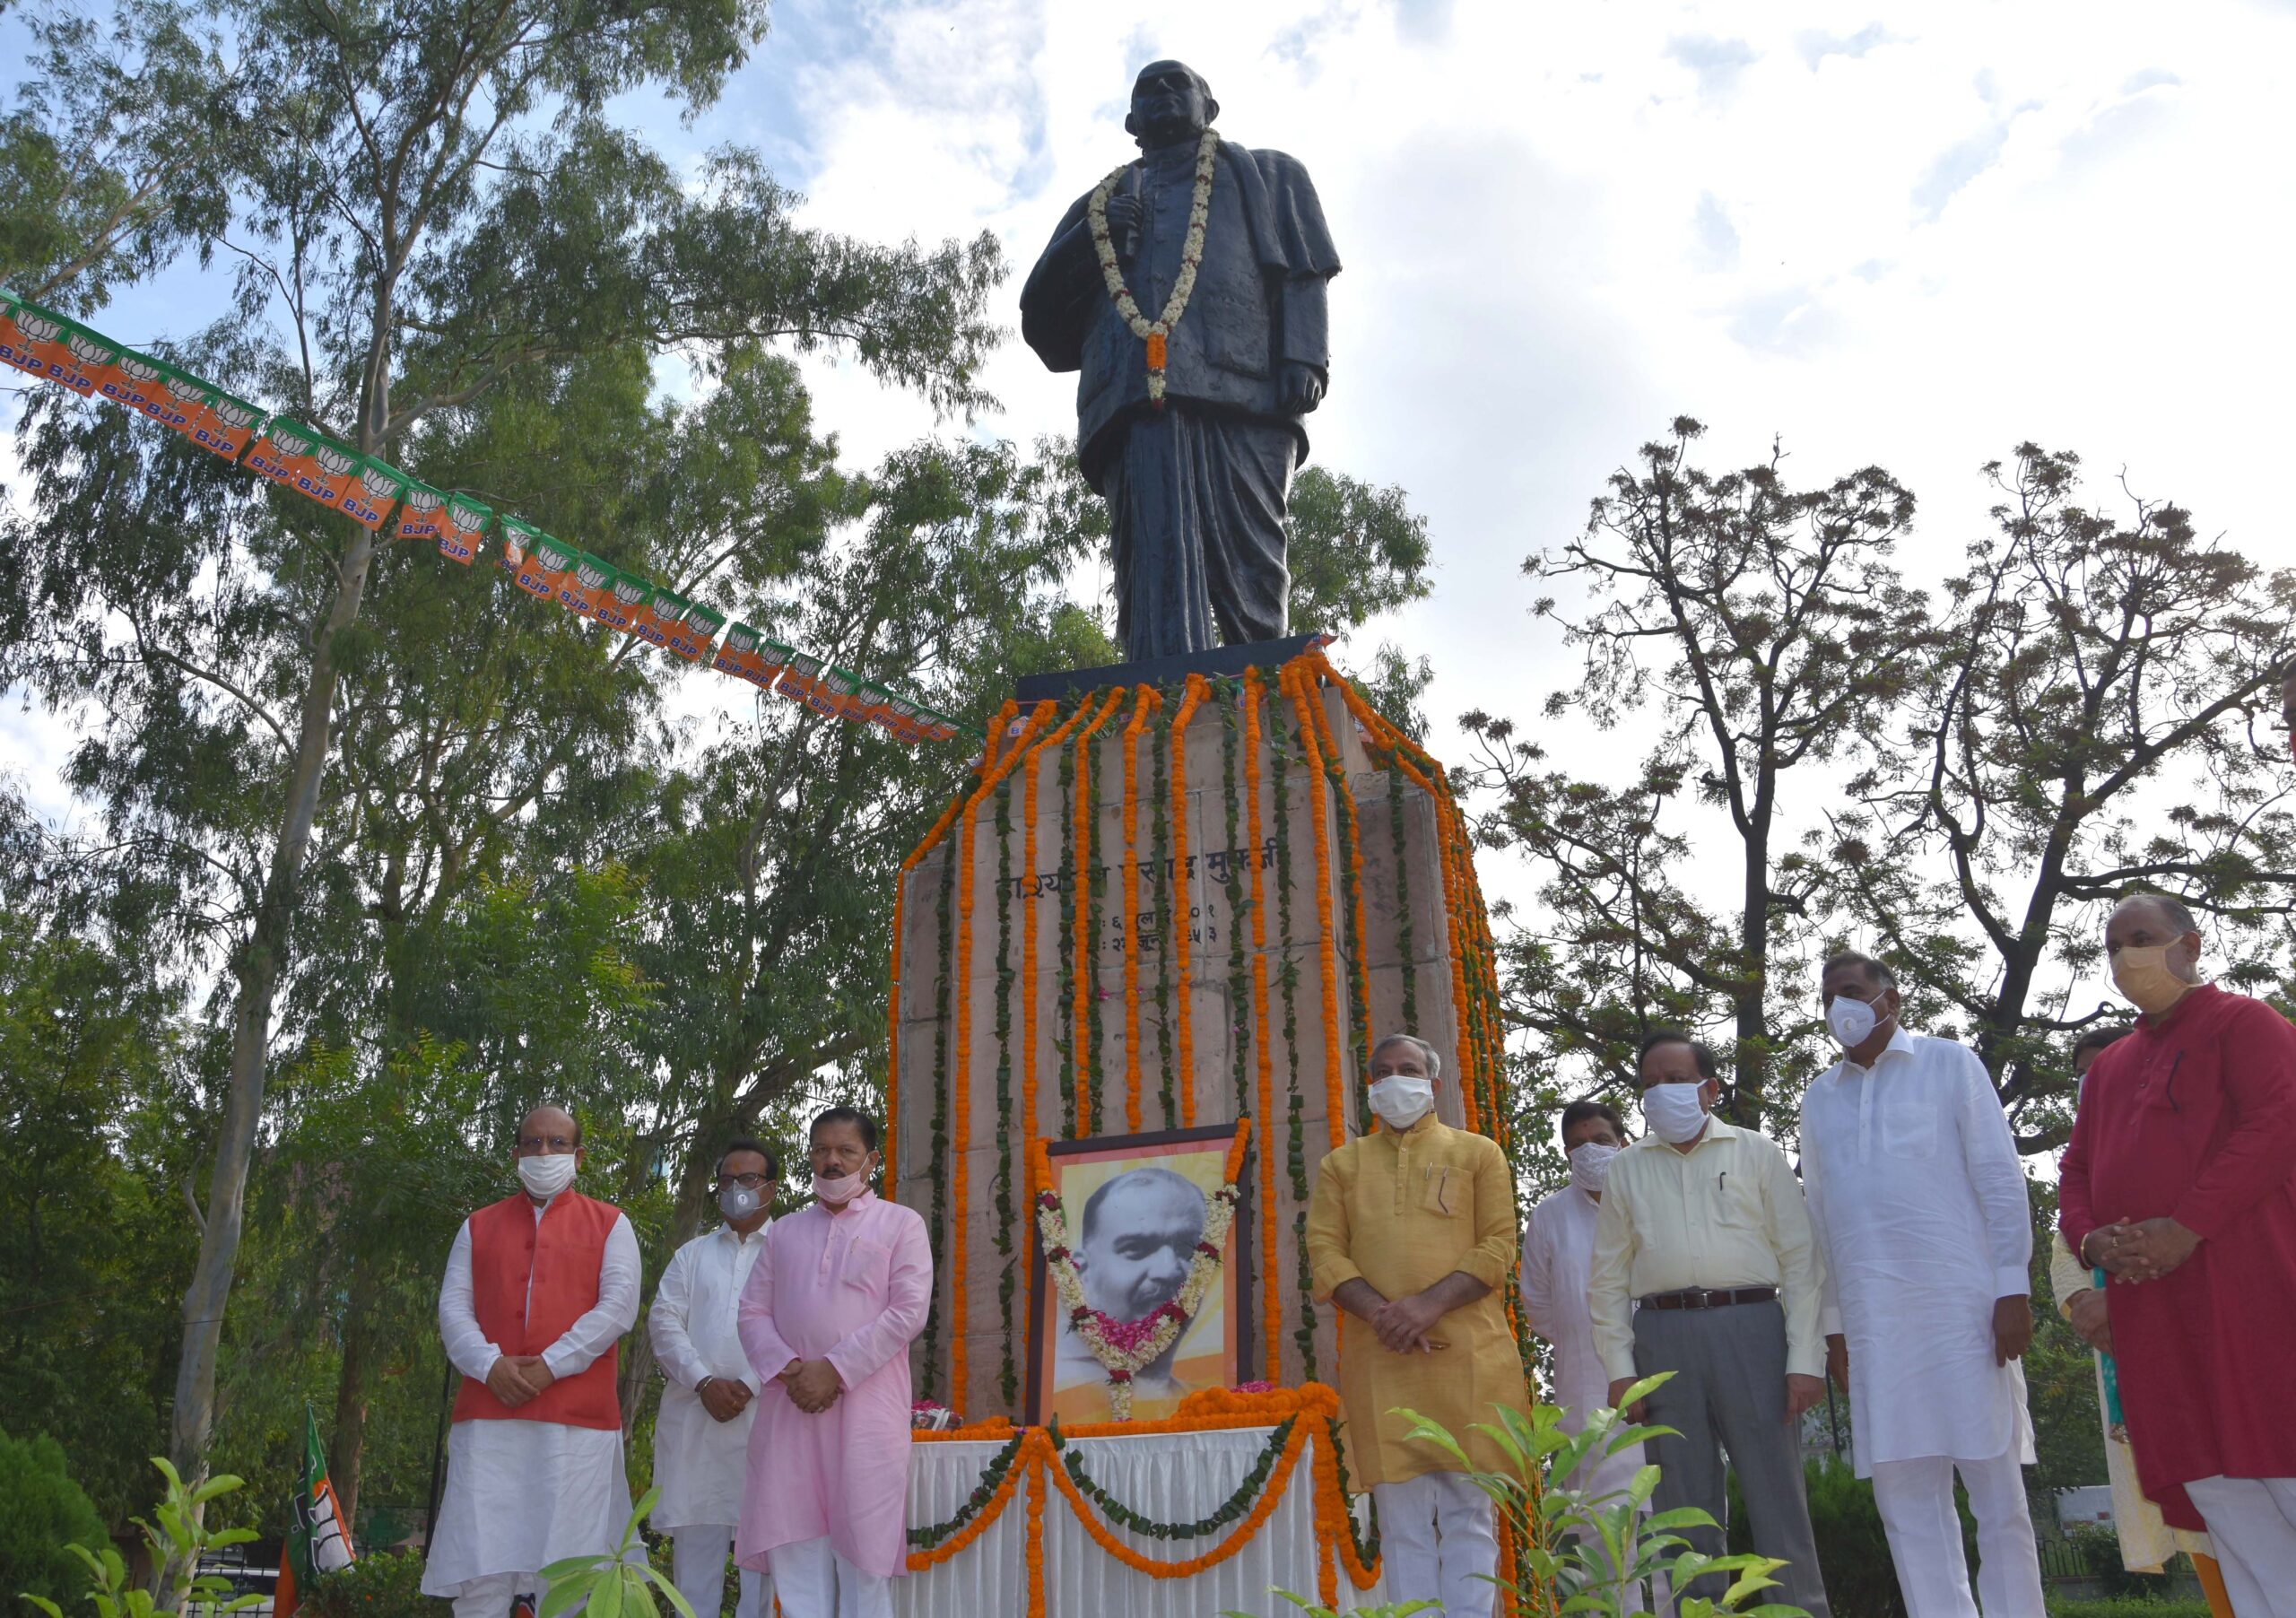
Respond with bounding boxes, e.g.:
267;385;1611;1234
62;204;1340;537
360;465;396;498
448;501;483;530
121;355;162;383
404;488;442;514
18;313;61;343
272;426;313;457
212;400;257;429
313;445;356;477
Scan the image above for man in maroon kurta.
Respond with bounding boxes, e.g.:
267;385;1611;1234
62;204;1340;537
2060;894;2296;1611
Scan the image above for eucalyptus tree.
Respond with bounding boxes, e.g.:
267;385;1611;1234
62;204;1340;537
0;0;1002;1481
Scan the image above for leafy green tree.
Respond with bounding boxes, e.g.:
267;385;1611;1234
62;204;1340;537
0;909;199;1527
0;0;1002;1484
0;1429;112;1612
1459;418;1923;1121
1833;446;2296;1146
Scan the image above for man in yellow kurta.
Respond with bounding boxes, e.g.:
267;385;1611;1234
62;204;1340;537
1306;1031;1527;1618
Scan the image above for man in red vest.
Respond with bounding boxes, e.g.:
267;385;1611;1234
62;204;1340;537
422;1105;643;1617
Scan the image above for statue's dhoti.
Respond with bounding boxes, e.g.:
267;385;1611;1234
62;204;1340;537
1097;409;1295;662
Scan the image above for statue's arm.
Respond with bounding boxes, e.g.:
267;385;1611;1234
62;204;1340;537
1278;274;1329;376
1020;195;1104;373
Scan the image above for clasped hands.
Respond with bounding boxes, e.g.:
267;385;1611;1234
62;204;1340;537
483;1354;558;1408
698;1376;754;1422
2082;1216;2200;1284
777;1357;845;1414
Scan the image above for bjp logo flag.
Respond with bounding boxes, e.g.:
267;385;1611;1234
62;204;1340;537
438;495;491;564
61;326;128;398
3;303;93;392
754;637;796;692
189;390;264;461
342;459;406;532
563;552;614;621
501;517;561;599
106;351;201;434
672;603;727;665
634;587;686;652
248;421;362;512
598;570;652;635
777;651;823;707
713;621;766;683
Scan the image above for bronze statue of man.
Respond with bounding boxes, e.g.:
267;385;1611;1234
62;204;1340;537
1022;60;1340;663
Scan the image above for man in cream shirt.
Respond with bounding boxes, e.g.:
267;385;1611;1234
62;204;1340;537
1589;1033;1832;1616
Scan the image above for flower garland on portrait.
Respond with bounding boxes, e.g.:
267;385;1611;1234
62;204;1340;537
1031;1118;1251;1420
1086;126;1220;404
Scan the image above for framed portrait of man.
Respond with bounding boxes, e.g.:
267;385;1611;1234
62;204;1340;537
1025;1123;1255;1425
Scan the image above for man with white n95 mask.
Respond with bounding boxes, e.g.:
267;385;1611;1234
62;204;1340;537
1588;1034;1833;1616
650;1139;780;1618
1306;1032;1528;1618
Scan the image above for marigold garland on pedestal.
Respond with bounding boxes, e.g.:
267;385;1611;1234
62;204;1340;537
1240;669;1283;1385
1118;684;1161;1130
1166;673;1210;1127
1279;661;1351;1156
1150;692;1179;1127
951;699;1056;1410
1069;689;1127;1131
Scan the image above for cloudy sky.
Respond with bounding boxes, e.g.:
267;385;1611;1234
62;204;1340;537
9;0;2295;906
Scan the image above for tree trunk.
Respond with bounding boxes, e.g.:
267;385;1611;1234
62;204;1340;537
328;1271;375;1527
170;526;381;1484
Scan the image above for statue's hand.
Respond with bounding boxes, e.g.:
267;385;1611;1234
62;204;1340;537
1280;361;1326;413
1102;194;1144;260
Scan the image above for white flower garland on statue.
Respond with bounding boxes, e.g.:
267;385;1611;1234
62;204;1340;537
1035;1173;1240;1420
1084;126;1220;406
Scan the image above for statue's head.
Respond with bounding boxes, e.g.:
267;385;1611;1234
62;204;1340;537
1126;59;1217;149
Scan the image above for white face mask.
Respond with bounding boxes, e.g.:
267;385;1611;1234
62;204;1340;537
1639;1083;1710;1145
517;1153;578;1200
1826;993;1884;1048
1367;1074;1436;1130
1568;1141;1619;1195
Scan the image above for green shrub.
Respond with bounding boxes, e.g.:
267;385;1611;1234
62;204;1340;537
2046;1601;2212;1618
0;1430;110;1612
300;1551;444;1618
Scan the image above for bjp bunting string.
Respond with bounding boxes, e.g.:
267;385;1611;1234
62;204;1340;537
0;286;978;745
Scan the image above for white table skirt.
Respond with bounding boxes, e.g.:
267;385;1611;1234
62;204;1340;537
897;1425;1396;1617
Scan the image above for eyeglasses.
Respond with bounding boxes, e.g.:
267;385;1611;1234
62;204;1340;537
719;1172;771;1190
519;1135;578;1153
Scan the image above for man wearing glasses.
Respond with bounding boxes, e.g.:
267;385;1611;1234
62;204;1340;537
651;1140;781;1618
422;1106;642;1618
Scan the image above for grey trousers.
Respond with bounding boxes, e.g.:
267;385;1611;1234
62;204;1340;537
1633;1300;1831;1617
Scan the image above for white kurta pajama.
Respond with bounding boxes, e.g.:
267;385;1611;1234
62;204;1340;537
422;1202;643;1614
649;1223;771;1618
1801;1028;2043;1618
1521;1186;1646;1501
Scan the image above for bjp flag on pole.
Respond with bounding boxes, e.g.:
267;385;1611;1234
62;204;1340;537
274;1406;353;1618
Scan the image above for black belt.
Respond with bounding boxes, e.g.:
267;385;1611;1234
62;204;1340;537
1638;1286;1778;1310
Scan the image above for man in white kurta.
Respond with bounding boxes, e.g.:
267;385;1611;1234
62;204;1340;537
1802;953;2044;1618
649;1141;777;1618
1522;1098;1649;1603
422;1107;642;1618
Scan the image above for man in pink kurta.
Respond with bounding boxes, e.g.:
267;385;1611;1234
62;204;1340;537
2060;895;2296;1611
736;1107;931;1618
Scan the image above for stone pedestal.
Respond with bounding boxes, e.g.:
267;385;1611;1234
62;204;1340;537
891;652;1495;1422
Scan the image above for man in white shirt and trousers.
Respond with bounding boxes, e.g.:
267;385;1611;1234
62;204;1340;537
650;1139;778;1618
422;1105;643;1618
1521;1098;1650;1603
1802;952;2047;1618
